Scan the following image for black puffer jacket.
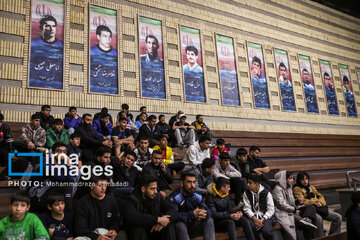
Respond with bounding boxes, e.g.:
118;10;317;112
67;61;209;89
205;183;235;221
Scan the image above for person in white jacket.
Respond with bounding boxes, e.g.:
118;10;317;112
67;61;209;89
243;174;275;240
182;135;211;170
214;152;243;206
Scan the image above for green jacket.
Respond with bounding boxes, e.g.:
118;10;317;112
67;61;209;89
0;212;50;240
46;127;70;149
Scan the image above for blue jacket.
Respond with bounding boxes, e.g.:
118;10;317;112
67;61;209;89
64;113;82;129
93;118;113;138
167;188;211;224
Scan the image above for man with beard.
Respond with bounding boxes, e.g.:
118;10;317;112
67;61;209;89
142;150;173;198
191;114;211;141
168;172;215;240
124;174;178;240
75;113;112;163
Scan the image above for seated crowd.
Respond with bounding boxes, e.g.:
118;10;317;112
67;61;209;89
0;105;356;240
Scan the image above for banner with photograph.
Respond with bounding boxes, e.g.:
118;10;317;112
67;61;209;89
138;16;166;99
339;64;357;117
216;35;240;106
246;42;270;109
89;5;118;94
180;26;206;103
29;0;64;89
319;60;339;115
274;49;295;111
298;55;319;113
357;68;360;86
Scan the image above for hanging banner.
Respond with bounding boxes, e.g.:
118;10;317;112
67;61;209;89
89;5;118;94
246;42;270;109
216;35;240;106
29;0;64;89
339;64;357;117
274;49;296;111
180;26;206;103
298;55;319;113
138;16;166;99
319;60;339;115
357;68;360;86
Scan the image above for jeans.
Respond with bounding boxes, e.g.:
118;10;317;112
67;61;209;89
215;217;255;240
247;217;274;240
175;218;215;240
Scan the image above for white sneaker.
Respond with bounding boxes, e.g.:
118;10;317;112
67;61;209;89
299;219;317;230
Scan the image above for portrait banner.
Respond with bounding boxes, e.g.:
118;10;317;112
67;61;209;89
319;60;339;115
274;49;295;111
89;5;118;94
29;0;64;89
357;68;360;86
298;55;319;113
138;16;166;99
246;42;270;109
180;26;206;103
339;64;357;117
216;35;240;106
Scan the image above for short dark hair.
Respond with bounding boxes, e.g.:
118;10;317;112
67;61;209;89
139;112;147;117
248;174;261;183
324;72;330;78
139;136;149;142
100;112;110;119
96;146;112;158
101;107;108;113
70;132;81;139
140;106;146;111
138;174;158;188
180;171;196;182
69;106;77;112
39;15;57;30
11;191;31;205
196;114;203;120
118;117;127;122
41;105;51;111
236;147;248;156
202;158;215;170
296;171;310;186
279;62;287;70
351;191;360;207
286;171;293;179
158;114;165;120
53;118;63;126
252;56;262;68
215;177;230;191
0;113;3;121
157;134;167;141
249;146;261;152
31;113;41;120
52;142;67;153
199;135;211;143
152;150;163;156
96;25;112;38
124;150;137;160
216;138;225;145
46;192;65;207
220;152;231;160
145;35;158;46
90;174;109;184
185;45;198;56
147;115;157;121
82;113;92;119
302;68;309;73
121;103;129;110
343;76;349;84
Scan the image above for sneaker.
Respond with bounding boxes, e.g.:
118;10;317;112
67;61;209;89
299;219;317;230
232;201;244;211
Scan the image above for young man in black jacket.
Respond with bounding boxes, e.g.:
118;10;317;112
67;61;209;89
75;113;112;163
74;175;121;240
194;158;215;195
137;115;158;147
142;150;173;198
124;174;178;240
206;177;255;240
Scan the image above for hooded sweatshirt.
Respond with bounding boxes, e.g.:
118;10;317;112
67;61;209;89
183;141;210;166
243;184;274;220
19;124;46;147
205;183;234;221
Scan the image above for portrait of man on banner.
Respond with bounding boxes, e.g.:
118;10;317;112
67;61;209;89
29;0;65;89
320;60;339;115
299;55;318;113
138;16;166;99
339;64;357;117
180;26;206;103
275;49;296;111
247;42;270;109
89;5;118;94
